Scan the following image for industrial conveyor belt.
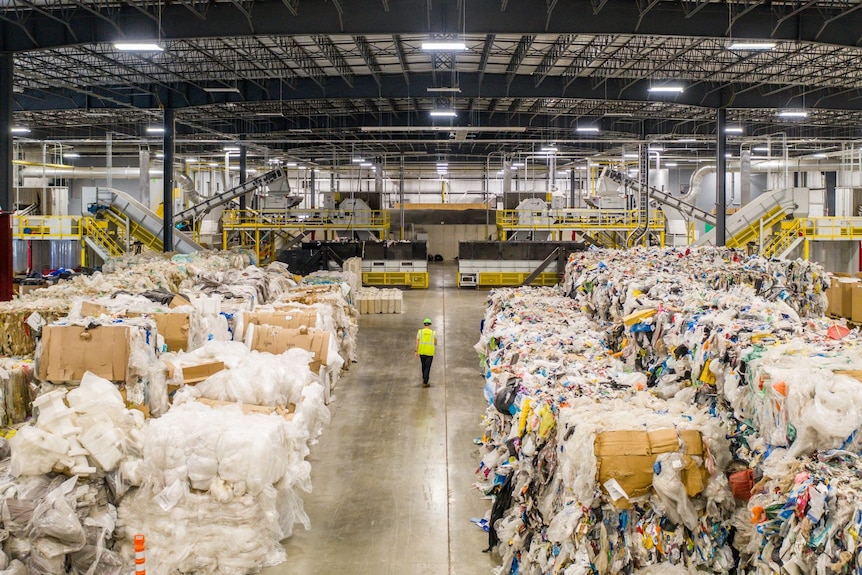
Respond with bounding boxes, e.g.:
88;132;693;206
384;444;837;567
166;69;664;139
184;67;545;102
694;188;803;247
607;168;716;226
173;168;291;223
96;188;203;254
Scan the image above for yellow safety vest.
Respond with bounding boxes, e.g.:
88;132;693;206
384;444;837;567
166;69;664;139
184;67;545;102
417;328;436;356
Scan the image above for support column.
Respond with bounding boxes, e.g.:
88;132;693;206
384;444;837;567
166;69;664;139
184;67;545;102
0;213;11;301
238;144;247;210
309;168;316;209
163;107;175;253
715;108;727;246
139;148;150;208
1;54;14;300
0;53;12;212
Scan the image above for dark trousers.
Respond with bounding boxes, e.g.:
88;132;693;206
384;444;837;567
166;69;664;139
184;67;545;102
419;354;434;384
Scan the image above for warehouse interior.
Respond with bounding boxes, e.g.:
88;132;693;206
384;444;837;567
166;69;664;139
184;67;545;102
2;0;862;573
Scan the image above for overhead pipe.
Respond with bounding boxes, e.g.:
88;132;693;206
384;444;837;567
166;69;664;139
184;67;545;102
20;166;164;178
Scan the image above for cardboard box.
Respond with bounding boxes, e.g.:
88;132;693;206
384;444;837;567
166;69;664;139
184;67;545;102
194;397;295;421
247;325;330;372
840;279;861;318
169;294;192;309
595;428;708;507
39;325;131;382
80;301;110;318
152;313;190;352
164;360;225;384
18;283;47;297
243;311;318;330
852;286;862;323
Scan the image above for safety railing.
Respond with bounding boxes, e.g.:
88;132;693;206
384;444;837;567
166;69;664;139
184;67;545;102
80;217;125;257
13;215;82;240
725;206;788;249
496;208;665;231
760;220;802;259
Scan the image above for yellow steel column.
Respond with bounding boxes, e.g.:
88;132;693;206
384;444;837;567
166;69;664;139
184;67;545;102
803;239;810;261
255;229;260;263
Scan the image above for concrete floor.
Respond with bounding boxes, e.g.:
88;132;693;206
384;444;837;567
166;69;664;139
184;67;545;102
261;263;498;575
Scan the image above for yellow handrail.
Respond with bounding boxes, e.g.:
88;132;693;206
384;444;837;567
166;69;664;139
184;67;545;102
81;217;125;257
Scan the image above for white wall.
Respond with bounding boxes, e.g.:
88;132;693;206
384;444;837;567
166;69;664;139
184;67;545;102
411;224;494;260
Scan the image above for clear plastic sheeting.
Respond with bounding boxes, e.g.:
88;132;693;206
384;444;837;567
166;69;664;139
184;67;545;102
275;285;359;366
125;400;316;574
0;360;36;426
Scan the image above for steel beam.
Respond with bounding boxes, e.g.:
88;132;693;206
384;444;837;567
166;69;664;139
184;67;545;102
163;106;174;253
15;72;862;113
715;107;726;247
4;0;862;51
0;54;11;213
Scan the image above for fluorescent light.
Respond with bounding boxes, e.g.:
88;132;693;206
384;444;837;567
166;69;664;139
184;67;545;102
146;126;165;133
429;110;457;117
286;162;298;167
728;42;775;50
436;162;448;167
203;87;241;93
513;162;525;167
778;110;808;118
155;153;165;158
648;85;685;93
725;153;733;158
678;138;697;142
511;166;519;170
725;126;744;134
256;112;283;117
185;158;199;163
224;146;240;152
421;41;466;51
665;162;678;167
267;159;282;164
752;146;769;152
427;87;461;93
359;162;372;167
812;153;828;159
352;158;365;163
208;163;219;167
63;153;80;159
624;153;638;158
649;146;665;152
114;42;163;51
576;126;600;133
10;127;30;134
541;146;558;152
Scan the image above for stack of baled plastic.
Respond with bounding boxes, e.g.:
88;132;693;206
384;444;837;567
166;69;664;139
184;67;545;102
556;247;862;573
0;359;35;425
3;372;145;574
475;287;735;574
276;284;359;367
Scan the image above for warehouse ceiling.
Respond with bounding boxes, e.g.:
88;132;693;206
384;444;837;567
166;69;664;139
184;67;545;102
5;0;862;165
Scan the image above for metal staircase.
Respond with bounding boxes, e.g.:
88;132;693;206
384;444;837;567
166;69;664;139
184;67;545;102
694;188;803;248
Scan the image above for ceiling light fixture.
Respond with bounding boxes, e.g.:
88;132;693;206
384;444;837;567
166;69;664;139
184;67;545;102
286;162;298;167
812;153;828;159
752;146;769;152
427;87;461;93
678;138;697;142
541;146;558;152
665;162;678;167
10;127;30;134
421;41;467;51
203;86;241;93
725;126;744;134
649;146;666;152
778;110;808;118
429;110;458;117
114;42;163;51
63;153;80;159
224;146;240;152
648;85;685;93
256;112;283;117
623;153;638;158
512;162;525;167
360;162;372;167
728;42;775;50
576;126;600;133
146;126;165;133
155;153;165;159
185;158;199;163
352;158;365;163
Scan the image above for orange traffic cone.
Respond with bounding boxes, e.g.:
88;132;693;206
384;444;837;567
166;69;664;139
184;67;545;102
134;534;146;575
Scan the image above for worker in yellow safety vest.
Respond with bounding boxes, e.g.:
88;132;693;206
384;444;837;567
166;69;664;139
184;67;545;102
415;318;438;387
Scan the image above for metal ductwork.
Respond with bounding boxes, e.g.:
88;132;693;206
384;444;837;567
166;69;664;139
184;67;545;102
20;166;164;178
686;158;851;205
